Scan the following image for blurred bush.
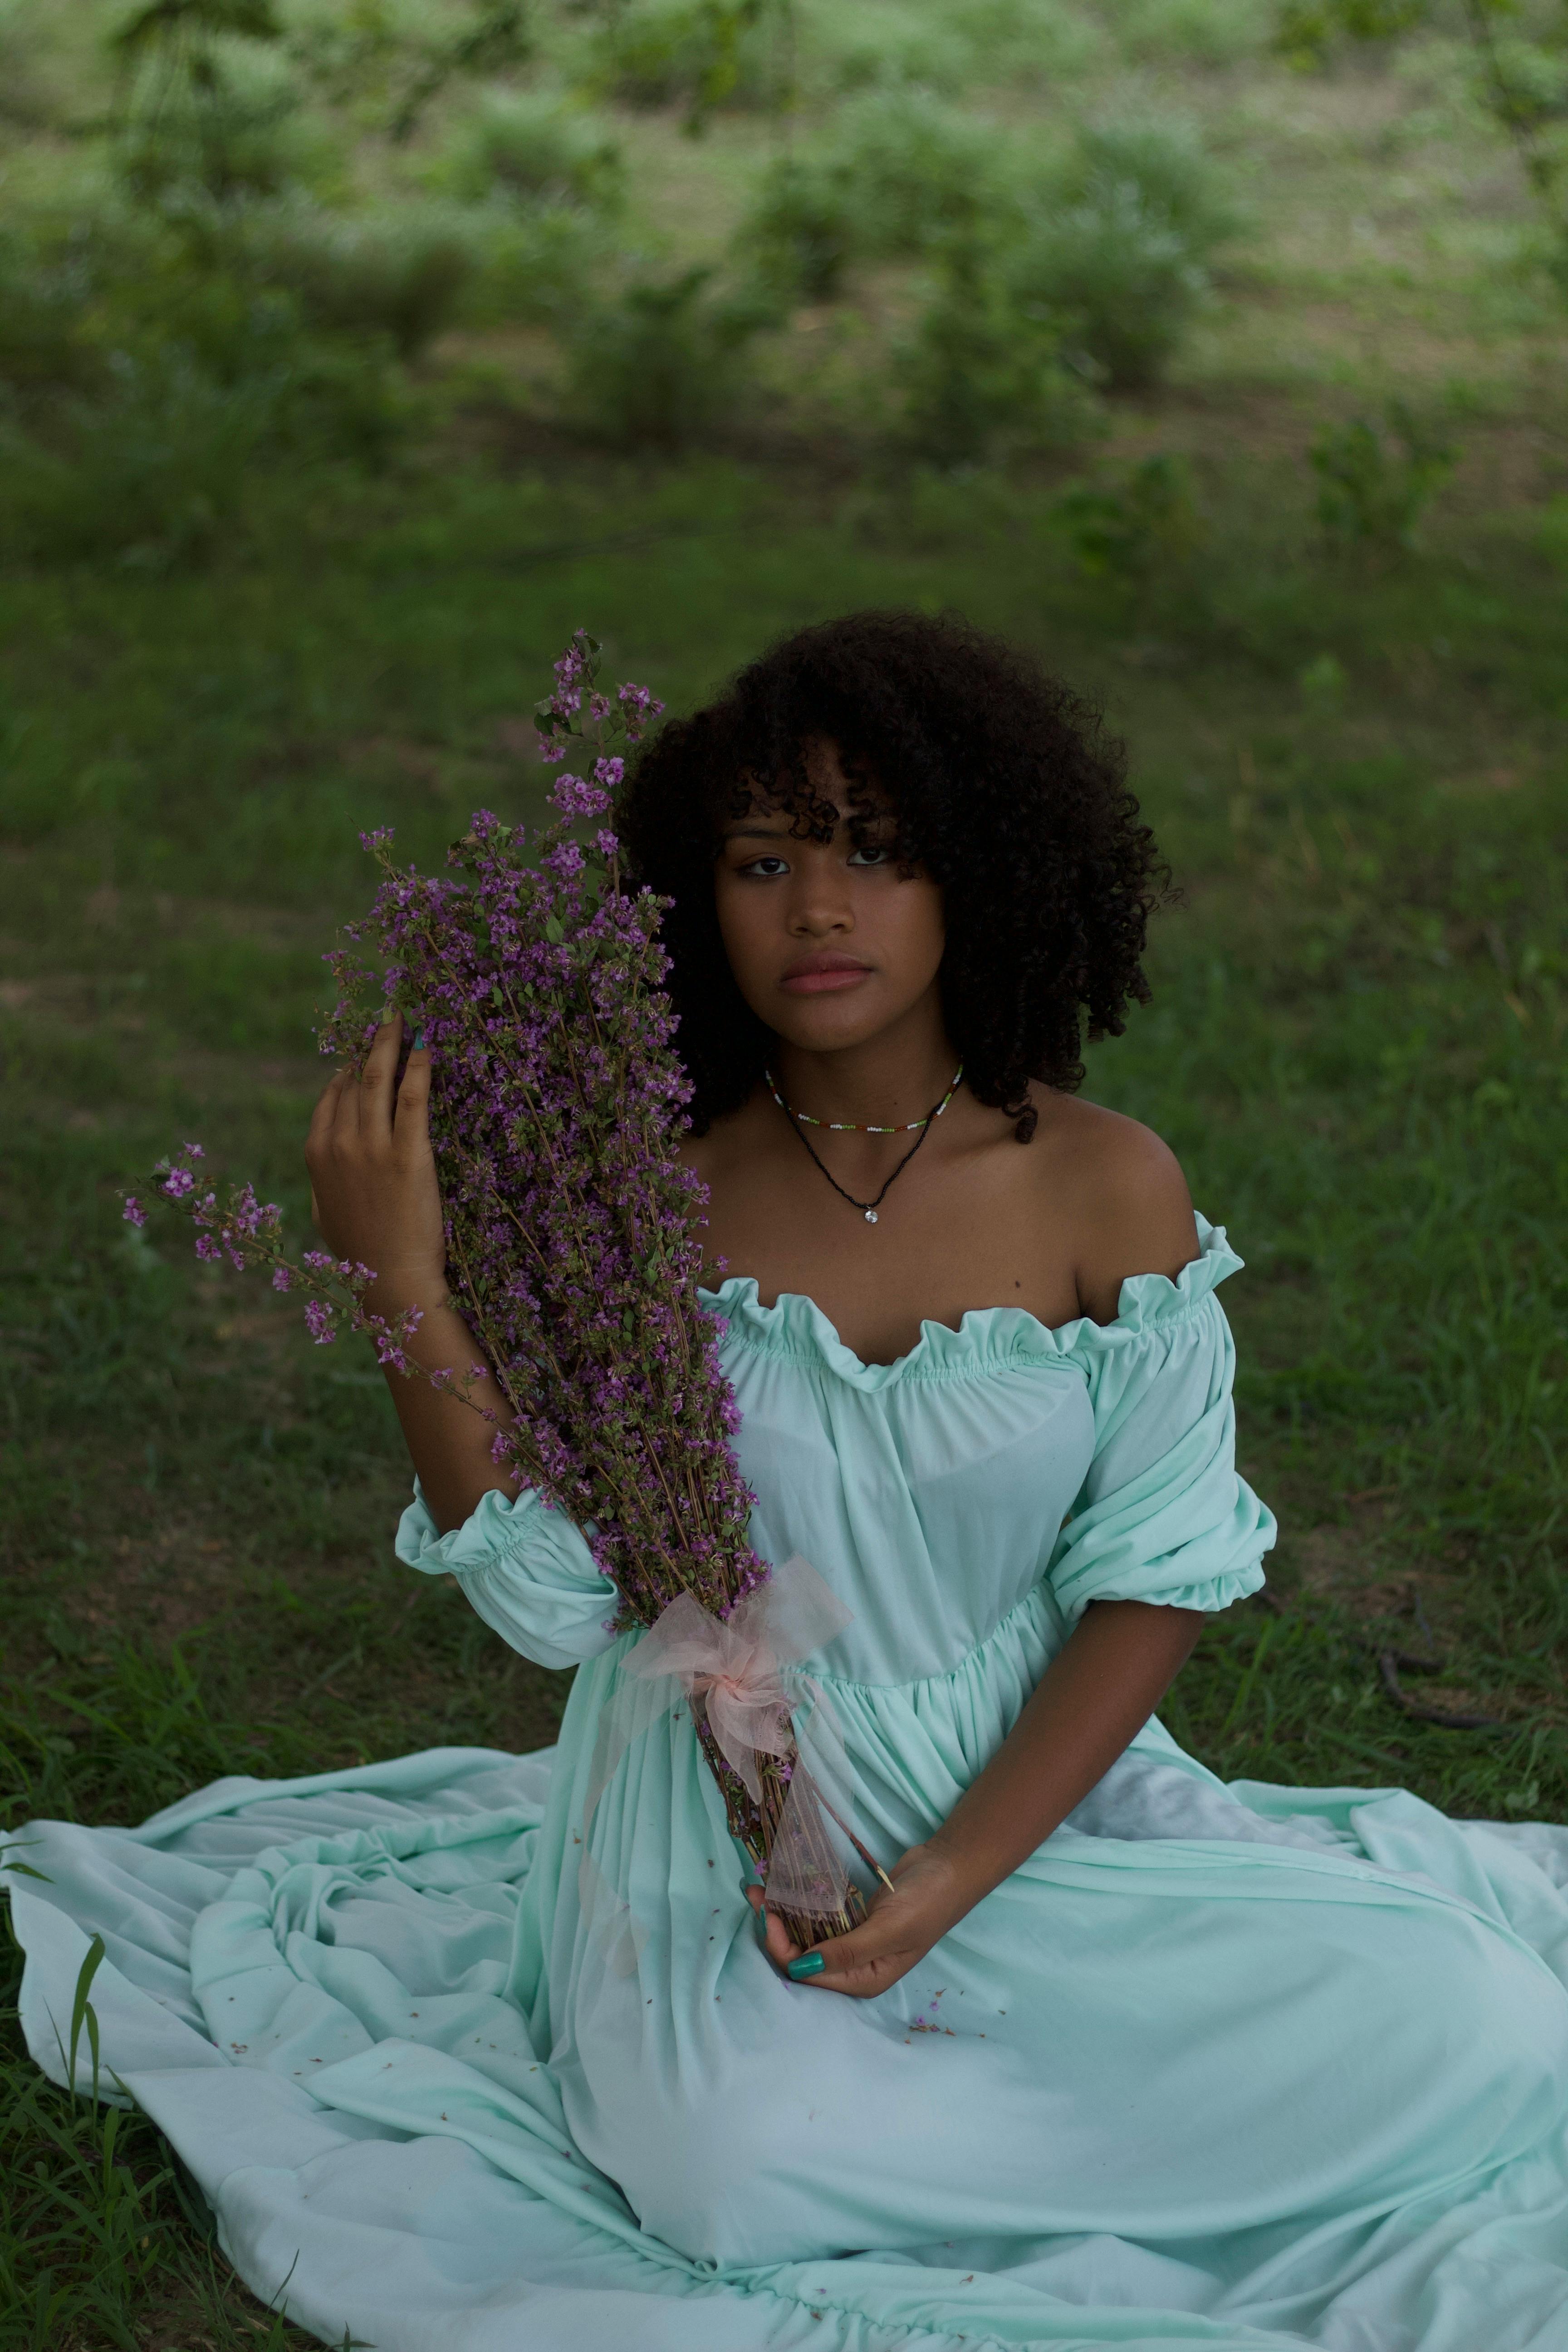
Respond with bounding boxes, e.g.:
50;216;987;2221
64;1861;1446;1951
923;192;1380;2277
587;0;779;123
0;209;403;564
0;317;401;566
0;225;103;395
893;244;1098;466
824;87;1022;255
1051;452;1200;577
556;264;778;446
1068;118;1241;255
738;152;859;299
450;196;614;327
1117;0;1273;66
738;88;1026;298
1;348;294;567
113;40;340;206
230;200;486;358
802;0;1106;96
278;0;534;143
429;87;626;211
1309;400;1459;555
809;0;973;93
1010;184;1206;390
1009;119;1240;388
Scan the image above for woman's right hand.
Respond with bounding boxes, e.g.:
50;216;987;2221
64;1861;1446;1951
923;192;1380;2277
305;1014;446;1301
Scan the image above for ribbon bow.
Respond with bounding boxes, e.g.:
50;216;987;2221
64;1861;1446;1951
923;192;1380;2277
621;1560;849;1800
578;1558;879;1972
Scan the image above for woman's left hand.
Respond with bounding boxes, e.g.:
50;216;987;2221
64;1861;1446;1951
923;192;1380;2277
747;1843;972;1998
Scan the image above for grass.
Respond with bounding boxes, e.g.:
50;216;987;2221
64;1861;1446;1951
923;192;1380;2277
2;0;1568;2342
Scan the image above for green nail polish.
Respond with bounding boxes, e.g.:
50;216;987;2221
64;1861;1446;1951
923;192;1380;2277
412;1027;426;1048
787;1951;825;1980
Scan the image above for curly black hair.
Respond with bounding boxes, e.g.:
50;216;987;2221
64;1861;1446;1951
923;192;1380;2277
616;609;1168;1141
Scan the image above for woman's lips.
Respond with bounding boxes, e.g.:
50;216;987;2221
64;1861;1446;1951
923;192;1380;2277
779;958;873;995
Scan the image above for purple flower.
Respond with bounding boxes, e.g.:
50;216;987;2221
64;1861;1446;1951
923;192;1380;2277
122;1196;147;1228
550;773;613;820
194;1234;220;1262
133;634;822;1924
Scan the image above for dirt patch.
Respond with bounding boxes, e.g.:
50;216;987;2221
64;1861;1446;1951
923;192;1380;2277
1286;1514;1470;1625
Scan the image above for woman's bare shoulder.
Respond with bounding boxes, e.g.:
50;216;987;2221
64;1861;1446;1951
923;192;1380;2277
1026;1088;1198;1323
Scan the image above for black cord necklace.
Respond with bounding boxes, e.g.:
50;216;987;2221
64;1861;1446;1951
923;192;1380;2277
765;1065;963;1224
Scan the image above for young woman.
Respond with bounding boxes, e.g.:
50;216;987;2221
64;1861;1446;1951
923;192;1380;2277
17;613;1568;2351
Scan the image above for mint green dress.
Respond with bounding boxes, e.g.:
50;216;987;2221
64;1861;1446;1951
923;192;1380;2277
15;1219;1568;2351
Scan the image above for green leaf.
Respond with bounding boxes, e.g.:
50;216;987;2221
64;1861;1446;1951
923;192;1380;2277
68;1933;107;2108
0;1837;50;1882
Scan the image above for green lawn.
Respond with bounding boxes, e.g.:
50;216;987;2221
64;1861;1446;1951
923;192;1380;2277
3;0;1568;2342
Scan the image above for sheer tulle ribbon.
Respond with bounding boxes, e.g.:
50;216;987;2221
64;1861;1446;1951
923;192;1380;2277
578;1558;873;1973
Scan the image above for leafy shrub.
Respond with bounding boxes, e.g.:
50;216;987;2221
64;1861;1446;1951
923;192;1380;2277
234;201;485;358
0;209;404;564
1068;118;1242;255
556;265;776;447
736;88;1026;299
451;196;613;328
589;0;776;122
222;0;534;143
0;353;279;564
113;39;338;204
736;154;859;300
0;323;397;566
1117;0;1273;66
0;228;102;395
893;247;1099;466
827;87;1022;255
1009;117;1240;390
804;0;1105;95
1051;453;1200;578
1309;401;1459;554
1010;186;1203;390
431;88;625;211
810;0;973;93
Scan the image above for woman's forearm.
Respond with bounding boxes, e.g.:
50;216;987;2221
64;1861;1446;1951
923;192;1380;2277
305;1016;518;1534
365;1275;517;1533
926;1599;1205;1905
755;1596;1206;1993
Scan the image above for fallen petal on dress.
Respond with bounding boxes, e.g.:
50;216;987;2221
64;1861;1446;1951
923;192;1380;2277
17;1221;1568;2351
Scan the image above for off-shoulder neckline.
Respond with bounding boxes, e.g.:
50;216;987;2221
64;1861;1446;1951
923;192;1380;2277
698;1215;1241;1387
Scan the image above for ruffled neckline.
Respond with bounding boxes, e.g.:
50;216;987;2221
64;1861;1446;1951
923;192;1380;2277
699;1215;1242;1388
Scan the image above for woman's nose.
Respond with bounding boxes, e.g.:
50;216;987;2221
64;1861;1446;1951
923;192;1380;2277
785;860;855;935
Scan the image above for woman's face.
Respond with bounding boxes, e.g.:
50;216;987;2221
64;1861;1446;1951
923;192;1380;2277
712;740;946;1056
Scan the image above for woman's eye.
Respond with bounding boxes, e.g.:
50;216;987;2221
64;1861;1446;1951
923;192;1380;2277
740;854;790;878
848;845;892;867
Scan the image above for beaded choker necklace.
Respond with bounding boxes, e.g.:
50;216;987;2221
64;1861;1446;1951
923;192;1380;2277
764;1063;964;1224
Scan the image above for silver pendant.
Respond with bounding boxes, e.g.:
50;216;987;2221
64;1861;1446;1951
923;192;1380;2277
864;1209;878;1223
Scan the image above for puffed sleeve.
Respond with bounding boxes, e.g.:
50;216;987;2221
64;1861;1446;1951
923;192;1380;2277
396;1482;620;1671
1047;1219;1276;1622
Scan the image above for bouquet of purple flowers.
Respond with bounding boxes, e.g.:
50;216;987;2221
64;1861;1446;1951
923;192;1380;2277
127;635;874;1945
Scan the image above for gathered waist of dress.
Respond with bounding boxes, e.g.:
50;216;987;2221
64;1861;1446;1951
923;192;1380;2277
778;1573;1069;1701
